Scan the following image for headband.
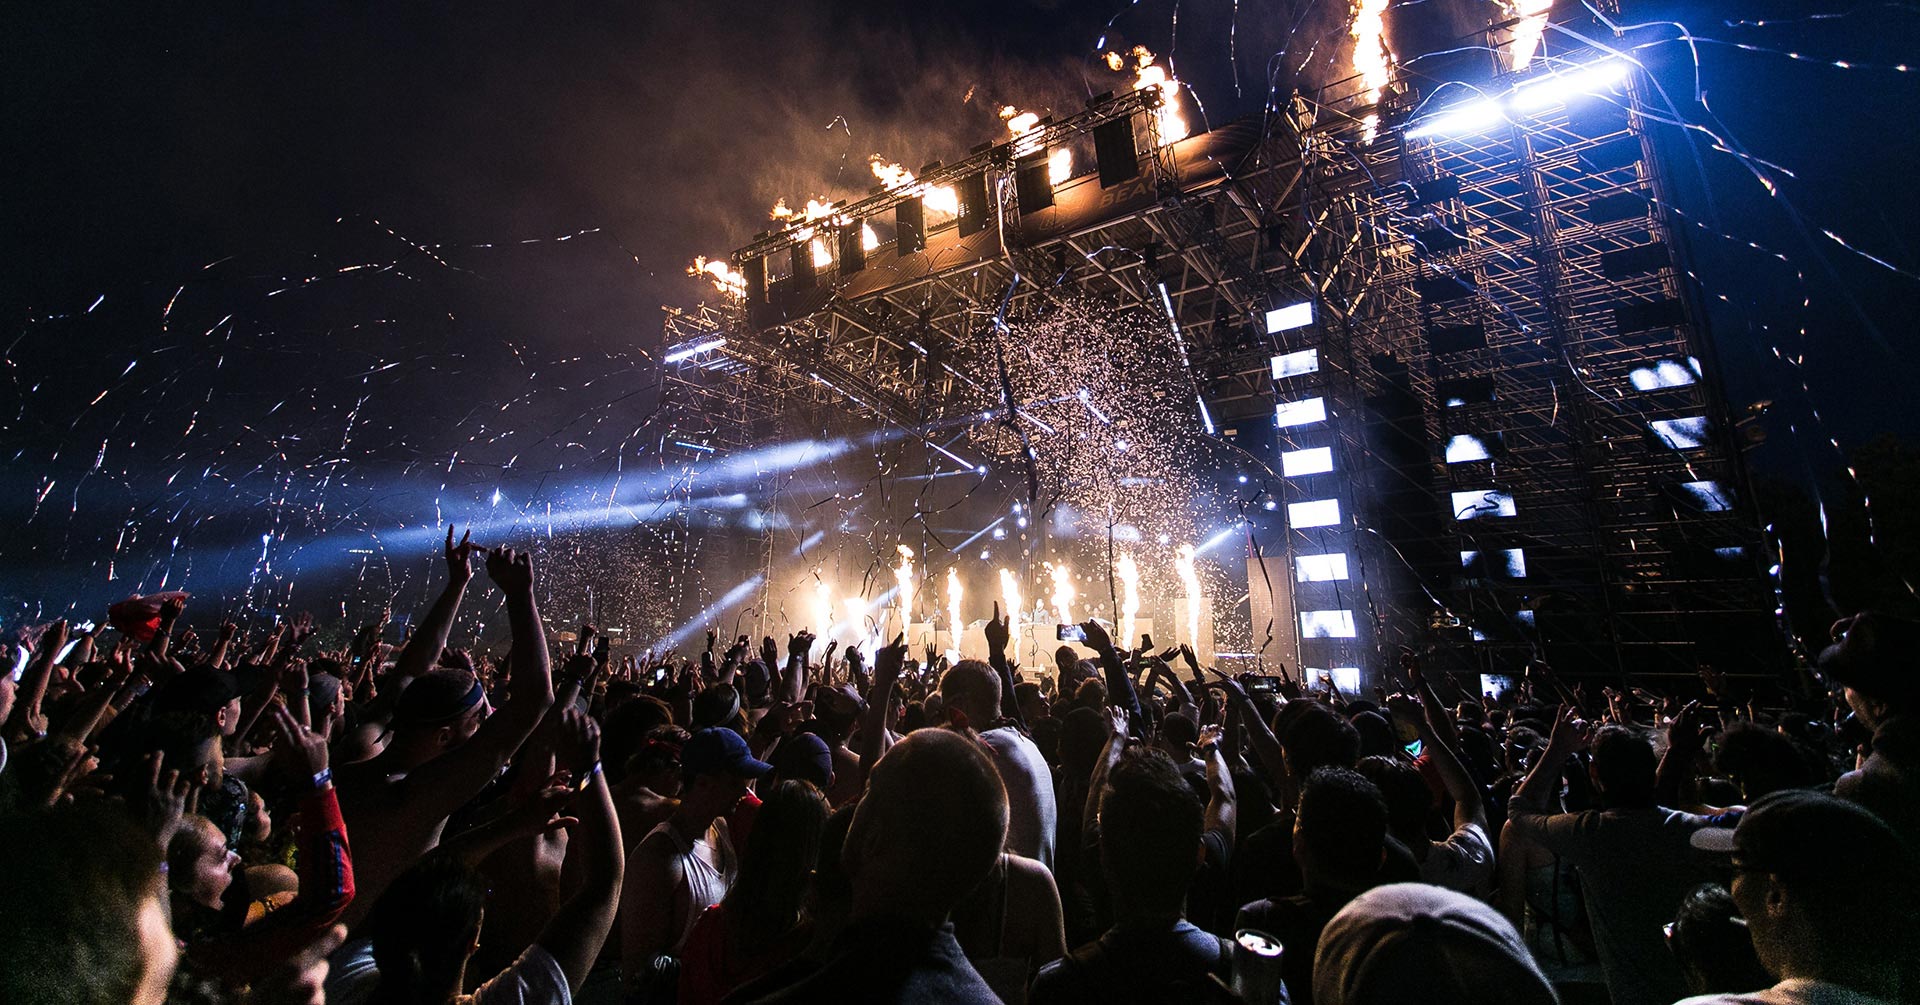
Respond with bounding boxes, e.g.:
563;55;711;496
399;677;486;727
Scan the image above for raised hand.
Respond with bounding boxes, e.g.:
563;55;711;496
557;706;601;778
1548;705;1595;755
1196;722;1225;753
506;779;582;839
286;611;316;648
445;525;479;583
267;703;330;779
788;630;816;662
1668;700;1716;752
279;659;310;695
1077;618;1114;654
484;546;534;595
984;602;1011;654
874;632;909;683
143;751;200;850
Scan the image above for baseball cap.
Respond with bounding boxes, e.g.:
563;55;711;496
682;727;774;780
1817;612;1920;706
1691;789;1917;884
1314;883;1557;1005
769;732;835;789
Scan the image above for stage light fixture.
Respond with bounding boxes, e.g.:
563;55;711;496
1289;499;1342;528
1295;553;1350;582
1276;397;1327;428
1445;432;1506;463
1404;98;1504;140
1281;447;1335;476
1405;58;1630;141
1674;480;1734;512
1266;301;1314;333
1300;609;1358;639
1272;349;1319;379
1649;416;1710;450
1511;59;1631;111
1461;548;1527;578
1451;489;1517;520
662;338;727;364
1628;358;1701;390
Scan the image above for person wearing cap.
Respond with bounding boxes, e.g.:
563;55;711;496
1821;612;1920;843
1505;706;1716;1005
620;725;772;1001
1682;789;1920;1004
330;543;556;930
1312;883;1559;1005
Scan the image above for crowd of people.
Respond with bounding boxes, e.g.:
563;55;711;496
0;526;1915;1004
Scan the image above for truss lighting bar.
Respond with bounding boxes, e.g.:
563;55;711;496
1265;301;1314;333
1403;57;1630;140
663;338;727;364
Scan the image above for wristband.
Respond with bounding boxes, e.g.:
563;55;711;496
576;760;602;792
311;767;333;790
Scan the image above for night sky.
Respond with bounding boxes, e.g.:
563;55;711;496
3;0;1916;626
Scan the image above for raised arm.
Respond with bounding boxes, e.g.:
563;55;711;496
983;603;1025;726
6;619;67;740
402;546;555;816
1207;673;1287;790
1390;692;1483;833
535;709;624;991
1199;723;1237;845
856;634;908;780
390;527;479;682
1506;706;1593;858
1083;706;1129;837
1079;619;1144;735
187;705;355;983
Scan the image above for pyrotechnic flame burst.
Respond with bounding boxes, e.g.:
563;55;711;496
1115;553;1141;652
894;544;915;623
1174;544;1201;653
947;566;964;643
1349;0;1392;140
1107;45;1188;144
1047;561;1075;624
1507;0;1555;71
868;156;959;219
687;256;745;297
999;567;1023;634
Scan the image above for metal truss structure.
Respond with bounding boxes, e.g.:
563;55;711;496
1281;21;1778;681
656;13;1777;682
